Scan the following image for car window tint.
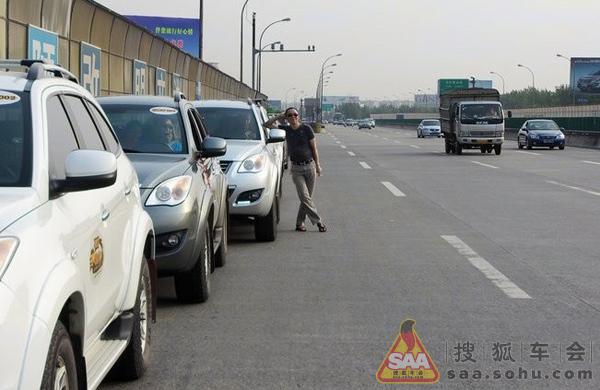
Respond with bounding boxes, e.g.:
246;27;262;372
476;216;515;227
47;95;79;180
62;95;105;150
88;101;120;153
187;108;203;150
0;90;31;187
197;107;259;140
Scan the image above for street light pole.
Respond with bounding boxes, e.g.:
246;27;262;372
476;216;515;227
239;0;249;82
317;53;342;123
489;71;505;94
284;87;296;108
517;63;535;89
556;54;575;105
257;17;290;91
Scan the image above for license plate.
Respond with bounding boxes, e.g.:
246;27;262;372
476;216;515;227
476;140;488;144
543;139;553;143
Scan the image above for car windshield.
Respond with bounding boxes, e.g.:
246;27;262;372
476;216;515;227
422;120;439;126
460;103;503;124
101;105;187;154
529;121;560;130
196;107;260;140
0;90;31;187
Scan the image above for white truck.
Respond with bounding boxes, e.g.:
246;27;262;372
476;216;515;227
439;88;508;155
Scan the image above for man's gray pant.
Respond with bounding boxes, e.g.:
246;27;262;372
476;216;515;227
291;162;321;226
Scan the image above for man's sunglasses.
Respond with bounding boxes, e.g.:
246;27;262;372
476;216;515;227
287;113;299;117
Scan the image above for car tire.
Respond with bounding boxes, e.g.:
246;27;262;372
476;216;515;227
445;138;451;154
518;137;524;149
494;144;502;155
175;225;212;303
215;205;228;268
41;321;78;390
559;145;565;150
112;259;152;379
455;142;463;155
526;138;533;150
255;196;277;242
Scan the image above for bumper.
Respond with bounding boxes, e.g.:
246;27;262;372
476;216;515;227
141;192;204;275
458;137;503;146
530;138;565;147
225;164;277;218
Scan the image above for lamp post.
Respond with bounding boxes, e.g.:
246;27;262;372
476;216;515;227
517;63;535;89
256;17;290;91
317;53;342;123
284;87;296;108
293;90;304;109
489;71;505;94
257;40;282;92
239;0;249;82
556;54;575;105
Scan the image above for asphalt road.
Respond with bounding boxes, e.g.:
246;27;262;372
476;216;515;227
101;125;600;389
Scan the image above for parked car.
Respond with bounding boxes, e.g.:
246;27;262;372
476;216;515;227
98;93;228;303
417;119;441;138
358;119;374;129
0;60;155;389
577;69;600;92
194;99;286;242
517;119;566;150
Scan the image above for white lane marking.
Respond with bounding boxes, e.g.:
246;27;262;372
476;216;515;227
471;161;499;169
348;151;356;156
381;181;406;197
583;160;600;166
394;140;403;144
547;180;600;197
336;141;341;144
359;162;372;169
515;151;541;156
441;235;531;299
341;145;347;149
410;145;421;149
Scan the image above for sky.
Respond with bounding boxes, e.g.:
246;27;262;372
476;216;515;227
95;0;599;103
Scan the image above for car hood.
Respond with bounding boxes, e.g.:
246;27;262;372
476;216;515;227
529;130;562;136
127;154;191;189
0;189;41;233
220;140;265;162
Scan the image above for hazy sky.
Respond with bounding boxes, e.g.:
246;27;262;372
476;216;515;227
96;0;598;102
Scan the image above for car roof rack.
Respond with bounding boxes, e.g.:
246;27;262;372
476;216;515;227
0;59;78;83
174;91;187;102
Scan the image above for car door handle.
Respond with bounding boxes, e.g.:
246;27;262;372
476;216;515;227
124;186;132;196
101;208;110;221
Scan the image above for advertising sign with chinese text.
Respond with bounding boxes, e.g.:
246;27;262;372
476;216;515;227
126;15;200;58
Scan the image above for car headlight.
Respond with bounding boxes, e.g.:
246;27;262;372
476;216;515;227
0;237;19;280
238;153;266;173
146;175;192;206
556;133;565;139
529;133;540;139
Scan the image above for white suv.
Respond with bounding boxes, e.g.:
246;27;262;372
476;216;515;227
194;99;286;241
0;60;155;389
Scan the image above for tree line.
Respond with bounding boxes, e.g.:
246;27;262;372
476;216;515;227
333;85;600;119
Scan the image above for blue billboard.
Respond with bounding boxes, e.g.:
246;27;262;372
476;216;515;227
195;81;202;100
28;25;58;64
571;57;600;95
156;67;167;96
126;15;200;58
80;42;101;96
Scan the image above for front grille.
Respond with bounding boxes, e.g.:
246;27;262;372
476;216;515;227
220;160;232;174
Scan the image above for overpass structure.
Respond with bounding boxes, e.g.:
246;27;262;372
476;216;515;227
1;0;264;100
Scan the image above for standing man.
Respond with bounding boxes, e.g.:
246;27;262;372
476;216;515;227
264;107;327;232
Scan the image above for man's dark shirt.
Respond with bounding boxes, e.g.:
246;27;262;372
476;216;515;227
279;123;314;162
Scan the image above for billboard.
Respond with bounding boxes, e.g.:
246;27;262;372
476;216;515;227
571;57;600;94
133;60;147;95
438;79;469;93
126;15;200;58
28;25;58;64
80;42;101;96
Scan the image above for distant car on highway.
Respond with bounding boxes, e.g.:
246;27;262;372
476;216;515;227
517;119;566;150
417;119;441;138
358;119;374;129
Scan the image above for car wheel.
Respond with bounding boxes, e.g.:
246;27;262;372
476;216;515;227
549;146;555;149
455;142;463;155
215;204;228;268
559;145;565;150
112;258;152;379
526;138;533;150
255;196;278;242
445;138;451;154
175;225;212;303
480;148;486;153
518;137;524;149
41;321;78;390
494;144;502;155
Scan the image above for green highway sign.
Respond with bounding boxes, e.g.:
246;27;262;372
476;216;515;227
438;79;469;92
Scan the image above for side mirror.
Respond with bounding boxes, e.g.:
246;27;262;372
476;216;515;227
200;136;227;157
52;149;117;195
267;128;286;144
507;110;512;118
560;127;565;131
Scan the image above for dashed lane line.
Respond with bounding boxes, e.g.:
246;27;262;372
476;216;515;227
381;181;406;197
471;161;499;169
547;180;600;197
441;235;531;299
359;162;372;169
348;151;356;156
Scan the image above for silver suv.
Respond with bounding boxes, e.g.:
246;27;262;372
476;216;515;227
0;60;155;389
99;94;228;304
194;99;286;242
